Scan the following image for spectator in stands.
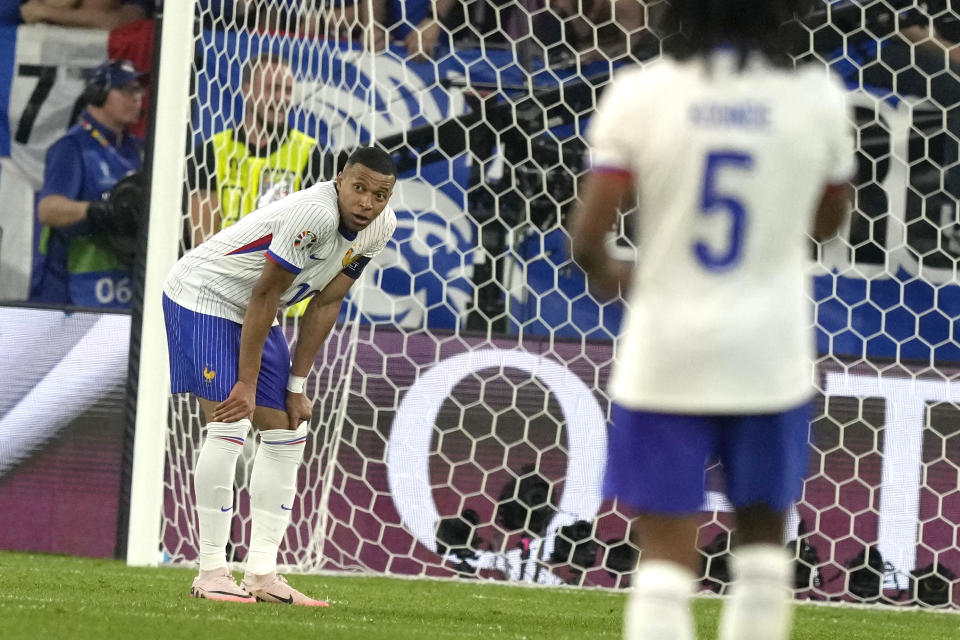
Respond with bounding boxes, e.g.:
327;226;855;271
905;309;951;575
363;0;457;60
230;0;299;32
443;0;523;50
363;0;533;59
30;59;145;308
301;0;360;40
188;51;330;248
535;0;650;65
196;0;357;36
19;0;152;30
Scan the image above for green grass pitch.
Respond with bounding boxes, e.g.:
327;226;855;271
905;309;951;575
0;551;956;639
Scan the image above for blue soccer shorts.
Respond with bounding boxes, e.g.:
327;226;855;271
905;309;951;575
162;294;290;411
603;401;812;513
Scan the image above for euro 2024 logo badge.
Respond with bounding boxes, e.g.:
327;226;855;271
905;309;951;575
294;230;318;252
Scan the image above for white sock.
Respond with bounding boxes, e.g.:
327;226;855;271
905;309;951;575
194;419;251;571
624;560;696;640
245;425;307;576
718;544;794;640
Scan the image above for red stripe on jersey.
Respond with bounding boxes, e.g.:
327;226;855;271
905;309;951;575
592;166;634;181
227;234;273;255
266;250;301;274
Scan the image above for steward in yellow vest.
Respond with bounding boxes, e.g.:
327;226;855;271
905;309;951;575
188;124;329;242
187;52;331;248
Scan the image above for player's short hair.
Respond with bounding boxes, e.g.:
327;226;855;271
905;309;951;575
344;147;398;178
659;0;812;67
241;51;291;86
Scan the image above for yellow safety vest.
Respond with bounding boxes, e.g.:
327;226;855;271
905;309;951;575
211;129;317;227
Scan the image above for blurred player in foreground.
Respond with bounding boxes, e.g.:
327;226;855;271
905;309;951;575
569;1;852;639
163;147;397;605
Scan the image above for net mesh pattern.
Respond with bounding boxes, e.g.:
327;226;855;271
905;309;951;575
159;0;959;606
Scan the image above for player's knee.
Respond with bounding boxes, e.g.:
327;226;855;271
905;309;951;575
204;418;252;444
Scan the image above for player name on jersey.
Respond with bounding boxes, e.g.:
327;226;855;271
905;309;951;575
689;102;771;128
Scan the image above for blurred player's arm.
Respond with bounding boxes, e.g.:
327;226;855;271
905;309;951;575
213;259;295;423
813;70;855;241
285;273;354;427
811;182;851;241
569;171;635;300
187;139;221;247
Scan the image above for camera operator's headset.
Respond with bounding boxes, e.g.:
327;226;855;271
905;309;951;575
81;59;137;107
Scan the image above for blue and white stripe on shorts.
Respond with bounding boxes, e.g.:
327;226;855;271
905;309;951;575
162;294;291;411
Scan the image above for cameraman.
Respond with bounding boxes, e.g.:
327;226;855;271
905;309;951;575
30;59;146;309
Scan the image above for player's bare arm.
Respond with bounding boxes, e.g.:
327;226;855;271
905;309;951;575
569;171;635;300
213;259;296;423
285;273;356;429
811;182;851;240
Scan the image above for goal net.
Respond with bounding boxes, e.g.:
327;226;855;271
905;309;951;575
156;0;959;607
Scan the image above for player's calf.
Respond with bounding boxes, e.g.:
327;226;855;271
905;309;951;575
624;560;695;640
718;544;794;640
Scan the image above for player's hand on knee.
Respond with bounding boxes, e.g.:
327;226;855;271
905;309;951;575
286;391;313;429
213;381;256;422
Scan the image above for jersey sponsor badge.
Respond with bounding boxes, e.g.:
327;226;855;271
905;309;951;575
294;230;318;252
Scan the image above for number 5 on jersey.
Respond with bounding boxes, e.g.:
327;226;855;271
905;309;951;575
695;150;754;271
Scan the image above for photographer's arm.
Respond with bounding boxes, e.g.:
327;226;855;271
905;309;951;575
37;195;89;228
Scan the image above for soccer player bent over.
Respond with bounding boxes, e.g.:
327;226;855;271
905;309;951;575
569;2;852;639
163;147;397;604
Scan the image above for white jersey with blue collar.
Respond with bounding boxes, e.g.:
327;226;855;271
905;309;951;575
164;180;396;324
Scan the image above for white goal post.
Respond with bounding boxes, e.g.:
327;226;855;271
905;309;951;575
125;0;193;566
127;0;960;609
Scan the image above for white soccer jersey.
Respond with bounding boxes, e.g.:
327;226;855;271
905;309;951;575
590;53;855;413
164;181;397;323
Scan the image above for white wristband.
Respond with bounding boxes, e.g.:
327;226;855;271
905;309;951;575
287;374;307;394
